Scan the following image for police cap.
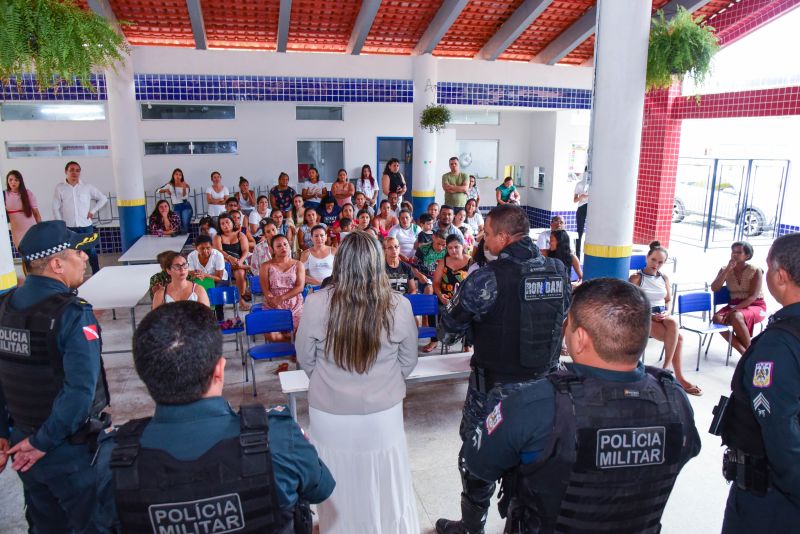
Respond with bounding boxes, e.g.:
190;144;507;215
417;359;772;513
18;221;99;262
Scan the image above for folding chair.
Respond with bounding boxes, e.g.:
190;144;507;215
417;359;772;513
629;254;647;272
206;286;245;360
244;309;296;397
677;292;733;370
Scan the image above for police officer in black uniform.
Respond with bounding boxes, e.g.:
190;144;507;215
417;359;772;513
464;278;701;533
98;301;335;533
436;205;571;534
0;220;111;533
716;232;800;533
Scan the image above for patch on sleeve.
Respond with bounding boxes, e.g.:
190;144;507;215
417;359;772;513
82;324;100;341
486;402;503;435
753;392;771;417
753;362;773;388
471;426;483;450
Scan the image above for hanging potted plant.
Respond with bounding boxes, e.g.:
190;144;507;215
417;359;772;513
0;0;130;93
646;6;719;92
419;103;452;133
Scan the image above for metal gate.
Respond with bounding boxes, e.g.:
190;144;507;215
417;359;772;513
670;157;790;250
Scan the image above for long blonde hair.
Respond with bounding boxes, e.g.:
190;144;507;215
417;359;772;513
324;231;394;374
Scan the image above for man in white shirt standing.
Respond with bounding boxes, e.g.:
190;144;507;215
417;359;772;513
52;161;108;274
573;166;590;259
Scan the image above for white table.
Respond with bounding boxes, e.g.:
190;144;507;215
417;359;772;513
118;235;188;264
279;353;472;420
78;264;161;352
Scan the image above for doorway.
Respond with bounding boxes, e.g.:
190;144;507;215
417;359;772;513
376;137;413;202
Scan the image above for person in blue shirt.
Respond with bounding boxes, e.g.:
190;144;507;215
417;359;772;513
98;300;334;533
0;220;111;533
463;278;700;534
719;232;800;533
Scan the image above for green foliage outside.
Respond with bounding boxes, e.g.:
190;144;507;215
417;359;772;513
0;0;130;92
419;104;452;134
647;6;719;92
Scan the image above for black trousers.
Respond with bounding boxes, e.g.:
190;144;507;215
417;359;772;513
575;204;588;259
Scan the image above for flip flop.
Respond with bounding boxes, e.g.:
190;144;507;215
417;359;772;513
422;343;438;353
273;362;290;375
682;384;703;396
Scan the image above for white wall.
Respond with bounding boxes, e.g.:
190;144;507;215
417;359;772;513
0;47;593;221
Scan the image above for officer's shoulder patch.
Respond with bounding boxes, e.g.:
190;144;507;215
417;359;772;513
486;402;503;435
753;392;771;417
753;361;773;388
267;405;291;418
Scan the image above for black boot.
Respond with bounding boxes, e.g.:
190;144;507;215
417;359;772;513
435;498;487;534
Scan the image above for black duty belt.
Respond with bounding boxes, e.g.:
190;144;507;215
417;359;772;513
723;448;770;497
470;366;550;393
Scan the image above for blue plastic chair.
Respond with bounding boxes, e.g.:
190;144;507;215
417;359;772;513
629;254;647;272
244;309;296;397
405;294;438;340
677;292;733;370
248;275;262;296
206;286;245;360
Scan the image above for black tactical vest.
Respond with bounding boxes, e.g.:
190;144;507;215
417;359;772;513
0;290;108;431
111;405;283;534
506;366;690;533
722;317;800;457
472;255;567;381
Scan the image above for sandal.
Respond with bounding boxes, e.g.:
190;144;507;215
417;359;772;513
273;362;290;375
422;342;438;353
681;383;703;396
238;301;251;312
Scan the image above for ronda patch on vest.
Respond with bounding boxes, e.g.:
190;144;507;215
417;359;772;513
596;426;665;469
486;402;503;435
520;276;563;301
0;326;31;357
148;493;245;534
753;361;773;388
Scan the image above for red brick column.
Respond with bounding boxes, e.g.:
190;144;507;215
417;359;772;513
633;83;682;247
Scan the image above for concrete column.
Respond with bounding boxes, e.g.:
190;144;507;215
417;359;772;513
0;202;17;292
106;54;146;251
633;83;682;247
411;54;438;217
583;0;651;280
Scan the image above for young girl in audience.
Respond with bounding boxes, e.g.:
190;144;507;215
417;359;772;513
152;251;209;309
630;241;701;396
372;199;399;239
250;219;278;276
298;209;326;251
356;209;380;239
547;229;582;284
213;213;250;310
464;198;484;239
234;176;256;216
260;234;305;340
148;200;181;236
229;209;255;249
356;164;378;209
302;167;327;209
331;168;354;207
271;209;295;245
301;225;336;286
388;209;419;263
198;216;217;239
353;191;374;217
290;194;306;226
317;196;340;226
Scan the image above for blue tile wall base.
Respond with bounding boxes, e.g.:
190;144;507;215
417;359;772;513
412;195;435;220
778;223;799;236
120;205;147;251
522;206;577;232
583;255;629;281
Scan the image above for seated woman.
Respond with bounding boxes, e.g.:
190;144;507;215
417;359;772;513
301;225;336;286
354;191;375;217
710;240;767;355
249;195;271;236
148;200;180;236
356;209;380;239
230;209;256;249
630;242;700;396
295;231;419;534
213;213;250;310
372;199;399;239
187;235;227;286
329;203;355;246
388;209;419;263
546;229;582;284
149;250;175;298
259;234;305;341
452;208;475;254
464;198;484;240
152;251;210;309
495;176;520;205
249;219;278;276
197;216;217;239
298;209;326;252
271;208;295;245
316;197;340;227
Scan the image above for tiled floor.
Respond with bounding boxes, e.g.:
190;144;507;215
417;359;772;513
1;241;777;533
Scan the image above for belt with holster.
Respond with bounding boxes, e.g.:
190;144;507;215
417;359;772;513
723;448;770;496
469;366;548;394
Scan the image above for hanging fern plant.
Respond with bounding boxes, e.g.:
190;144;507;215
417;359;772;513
0;0;130;93
646;6;719;92
419;104;452;133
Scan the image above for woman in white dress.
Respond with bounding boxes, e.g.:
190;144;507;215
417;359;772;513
296;231;420;534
